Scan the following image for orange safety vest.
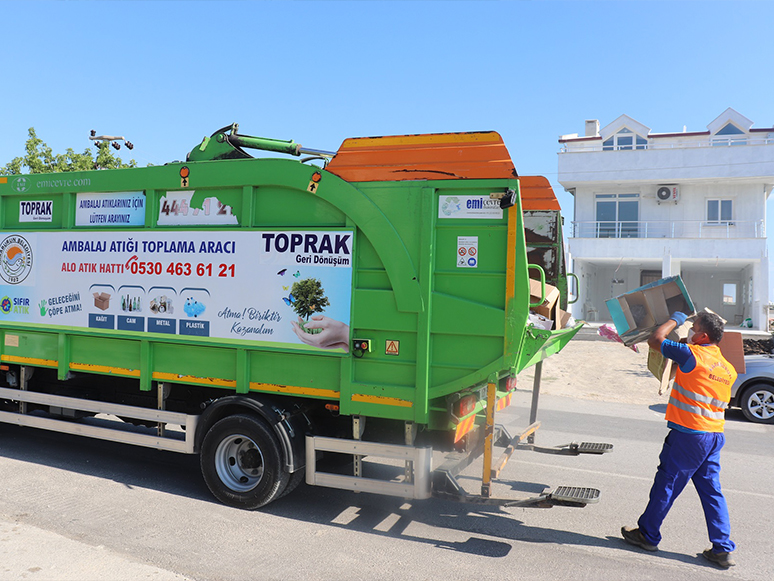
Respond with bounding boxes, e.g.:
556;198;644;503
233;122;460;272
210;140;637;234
666;344;737;432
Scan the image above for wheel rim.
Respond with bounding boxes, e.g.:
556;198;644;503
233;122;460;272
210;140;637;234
214;434;265;492
748;390;774;420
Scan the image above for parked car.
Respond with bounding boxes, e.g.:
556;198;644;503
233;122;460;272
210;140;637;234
731;355;774;424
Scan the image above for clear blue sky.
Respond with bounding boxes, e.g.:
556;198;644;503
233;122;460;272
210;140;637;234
2;1;774;289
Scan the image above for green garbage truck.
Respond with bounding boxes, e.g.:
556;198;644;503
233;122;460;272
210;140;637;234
0;124;608;509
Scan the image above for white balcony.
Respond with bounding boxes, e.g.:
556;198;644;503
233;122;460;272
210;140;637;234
558;138;774;184
560;135;774;153
571;219;765;239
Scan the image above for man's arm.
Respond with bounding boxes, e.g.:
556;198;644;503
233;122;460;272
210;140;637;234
647;319;677;351
647;311;688;352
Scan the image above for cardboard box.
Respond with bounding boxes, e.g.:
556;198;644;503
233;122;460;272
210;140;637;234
529;278;564;329
557;307;574;330
93;292;111;311
605;275;695;346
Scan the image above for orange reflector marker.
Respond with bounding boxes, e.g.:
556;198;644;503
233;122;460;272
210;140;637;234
311;171;322;183
180;166;190;178
454;415;476;443
0;364;8;371
325;403;339;412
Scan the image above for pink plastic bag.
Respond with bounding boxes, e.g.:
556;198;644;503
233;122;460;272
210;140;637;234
597;324;639;353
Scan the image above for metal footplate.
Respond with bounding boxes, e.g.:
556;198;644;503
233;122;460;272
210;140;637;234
547;486;601;507
518;441;614;456
575;442;613;454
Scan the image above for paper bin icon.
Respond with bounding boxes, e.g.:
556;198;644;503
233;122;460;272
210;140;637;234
93;292;111;311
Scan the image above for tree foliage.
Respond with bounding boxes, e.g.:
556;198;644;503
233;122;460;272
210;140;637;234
291;278;329;321
1;127;137;174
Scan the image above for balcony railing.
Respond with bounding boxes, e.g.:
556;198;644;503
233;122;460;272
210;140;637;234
560;136;774;153
571;220;765;239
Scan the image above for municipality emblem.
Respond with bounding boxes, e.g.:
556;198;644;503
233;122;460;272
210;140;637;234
0;235;33;284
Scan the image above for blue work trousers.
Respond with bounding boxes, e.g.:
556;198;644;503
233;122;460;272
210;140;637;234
638;429;735;553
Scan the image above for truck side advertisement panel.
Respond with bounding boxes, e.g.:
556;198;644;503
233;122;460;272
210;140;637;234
0;230;353;351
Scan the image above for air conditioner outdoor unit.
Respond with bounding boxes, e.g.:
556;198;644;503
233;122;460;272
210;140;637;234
657;185;679;203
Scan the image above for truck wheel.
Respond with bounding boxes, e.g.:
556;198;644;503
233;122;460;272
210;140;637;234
278;469;305;500
739;384;774;424
200;414;290;509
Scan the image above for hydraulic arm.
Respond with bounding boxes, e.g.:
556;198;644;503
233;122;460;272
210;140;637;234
187;123;335;162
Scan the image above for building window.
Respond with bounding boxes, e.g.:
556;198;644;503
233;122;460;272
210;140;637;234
596;193;639;237
723;283;737;306
707;199;733;224
712;123;747;146
603;128;648;151
640;270;662;286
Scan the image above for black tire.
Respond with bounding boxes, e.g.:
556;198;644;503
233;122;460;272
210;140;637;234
739;383;774;424
278;469;305;500
200;414;290;509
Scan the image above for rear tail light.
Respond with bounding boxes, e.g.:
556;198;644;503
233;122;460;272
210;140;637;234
458;394;477;417
506;375;518;392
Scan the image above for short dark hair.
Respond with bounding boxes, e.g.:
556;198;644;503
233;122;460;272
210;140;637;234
695;311;724;344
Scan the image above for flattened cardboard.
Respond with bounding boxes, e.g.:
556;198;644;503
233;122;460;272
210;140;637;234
557;307;573;330
647;322;691;393
718;331;746;374
648;348;674;395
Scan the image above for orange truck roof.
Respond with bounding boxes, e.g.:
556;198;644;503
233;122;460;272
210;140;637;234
519;176;560;211
325;131;518;182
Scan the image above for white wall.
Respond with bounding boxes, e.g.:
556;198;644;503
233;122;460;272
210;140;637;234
572;181;767;226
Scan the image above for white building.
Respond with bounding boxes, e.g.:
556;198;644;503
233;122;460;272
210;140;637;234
558;108;774;329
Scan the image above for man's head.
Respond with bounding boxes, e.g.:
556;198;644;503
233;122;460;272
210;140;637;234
690;311;725;345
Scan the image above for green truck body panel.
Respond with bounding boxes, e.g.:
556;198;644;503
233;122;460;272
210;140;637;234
0;142;576;430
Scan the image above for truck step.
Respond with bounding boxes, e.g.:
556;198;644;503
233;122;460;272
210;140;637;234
573;442;613;454
549;486;600;505
518;441;614;456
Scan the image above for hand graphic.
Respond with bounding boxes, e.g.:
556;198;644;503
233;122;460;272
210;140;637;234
291;315;349;352
38;299;47;316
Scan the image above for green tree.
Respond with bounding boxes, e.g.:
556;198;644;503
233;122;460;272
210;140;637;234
1;127;137;174
291;278;329;321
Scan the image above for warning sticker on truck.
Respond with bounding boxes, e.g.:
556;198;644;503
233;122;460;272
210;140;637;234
456;236;478;268
0;230;354;352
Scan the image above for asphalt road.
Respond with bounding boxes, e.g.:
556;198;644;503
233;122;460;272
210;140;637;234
1;389;771;581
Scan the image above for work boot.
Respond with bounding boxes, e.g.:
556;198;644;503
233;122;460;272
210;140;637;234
702;548;736;568
621;526;658;552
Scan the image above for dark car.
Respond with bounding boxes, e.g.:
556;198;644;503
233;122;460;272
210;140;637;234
731;354;774;423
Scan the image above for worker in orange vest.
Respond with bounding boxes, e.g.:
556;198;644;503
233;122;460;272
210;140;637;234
622;310;737;568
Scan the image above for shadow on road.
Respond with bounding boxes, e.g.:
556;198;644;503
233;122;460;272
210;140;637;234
0;420;735;563
0;422;629;560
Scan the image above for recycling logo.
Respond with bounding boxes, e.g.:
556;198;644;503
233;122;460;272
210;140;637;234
12;176;30;193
